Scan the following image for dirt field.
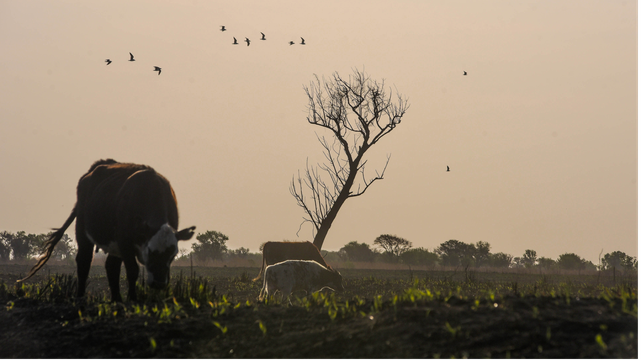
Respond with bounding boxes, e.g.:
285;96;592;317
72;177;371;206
0;264;637;358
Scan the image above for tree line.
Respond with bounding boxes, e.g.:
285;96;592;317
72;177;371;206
3;229;635;275
0;231;75;263
337;235;637;273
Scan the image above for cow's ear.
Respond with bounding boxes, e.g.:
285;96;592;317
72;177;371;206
176;226;196;241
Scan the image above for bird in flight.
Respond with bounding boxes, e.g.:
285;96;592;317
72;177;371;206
245;37;250;46
463;71;467;76
233;37;238;45
153;66;161;75
300;37;306;45
105;59;112;65
447;166;450;172
260;32;266;40
220;25;226;31
289;41;295;45
129;52;135;61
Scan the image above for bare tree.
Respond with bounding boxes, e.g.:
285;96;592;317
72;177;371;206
290;69;409;250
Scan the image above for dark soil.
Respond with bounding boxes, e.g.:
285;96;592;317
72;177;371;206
0;265;637;358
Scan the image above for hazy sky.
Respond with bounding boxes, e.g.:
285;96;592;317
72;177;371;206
0;0;637;262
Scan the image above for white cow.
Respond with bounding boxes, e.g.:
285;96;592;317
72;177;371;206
258;260;344;301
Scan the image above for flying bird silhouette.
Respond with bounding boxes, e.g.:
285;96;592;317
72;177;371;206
233;37;238;45
289;41;295;45
245;37;250;46
300;37;305;45
220;25;226;31
129;52;135;61
447;166;450;172
153;66;161;75
105;59;112;65
463;71;467;75
260;32;266;40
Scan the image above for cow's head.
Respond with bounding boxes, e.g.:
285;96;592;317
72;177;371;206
138;224;195;289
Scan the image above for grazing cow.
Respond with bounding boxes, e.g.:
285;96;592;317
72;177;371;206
258;260;344;301
18;159;195;302
253;241;334;281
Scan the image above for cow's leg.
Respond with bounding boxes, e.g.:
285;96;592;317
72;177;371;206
123;255;140;302
75;234;94;298
105;255;123;302
258;282;266;301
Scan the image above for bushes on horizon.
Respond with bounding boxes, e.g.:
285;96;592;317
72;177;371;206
488;252;513;268
400;247;439;267
191;231;229;264
339;241;375;262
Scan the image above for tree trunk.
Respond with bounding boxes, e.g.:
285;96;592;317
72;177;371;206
312;161;359;250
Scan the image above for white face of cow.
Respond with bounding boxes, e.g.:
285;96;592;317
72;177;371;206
138;223;179;289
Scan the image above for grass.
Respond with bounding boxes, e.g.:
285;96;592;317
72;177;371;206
0;265;637;358
5;270;638;324
1;265;638;310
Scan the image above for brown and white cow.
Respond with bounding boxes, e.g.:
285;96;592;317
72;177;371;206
253;241;334;281
258;260;344;302
19;159;195;302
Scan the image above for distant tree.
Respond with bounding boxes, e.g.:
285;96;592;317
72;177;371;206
581;260;597;272
537;257;556;270
191;231;229;263
472;241;491;267
289;69;409;250
436;240;476;267
488;252;513;268
602;251;636;271
320;250;344;264
557;253;585;273
522;249;537;268
340;241;375;262
374;234;412;261
32;232;75;262
230;247;250;258
6;231;37;260
400;247;439;267
511;257;525;268
0;232;11;261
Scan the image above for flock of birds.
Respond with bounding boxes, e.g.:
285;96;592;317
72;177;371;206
103;27;463;173
220;25;306;46
103;25;307;76
104;52;161;75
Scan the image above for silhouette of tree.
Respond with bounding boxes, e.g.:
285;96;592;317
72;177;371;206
339;241;375;262
5;231;38;260
436;239;476;267
374;234;412;261
33;232;75;261
488;252;513;268
557;253;586;273
290;69;409;250
522;249;538;268
537;257;556;270
400;247;439;266
473;241;491;267
191;231;229;263
0;232;12;261
602;251;634;270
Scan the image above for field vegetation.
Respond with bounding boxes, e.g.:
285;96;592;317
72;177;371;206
0;264;637;358
1;228;637;357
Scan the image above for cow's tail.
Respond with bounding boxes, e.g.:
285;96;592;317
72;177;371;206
17;208;77;283
253;250;267;281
